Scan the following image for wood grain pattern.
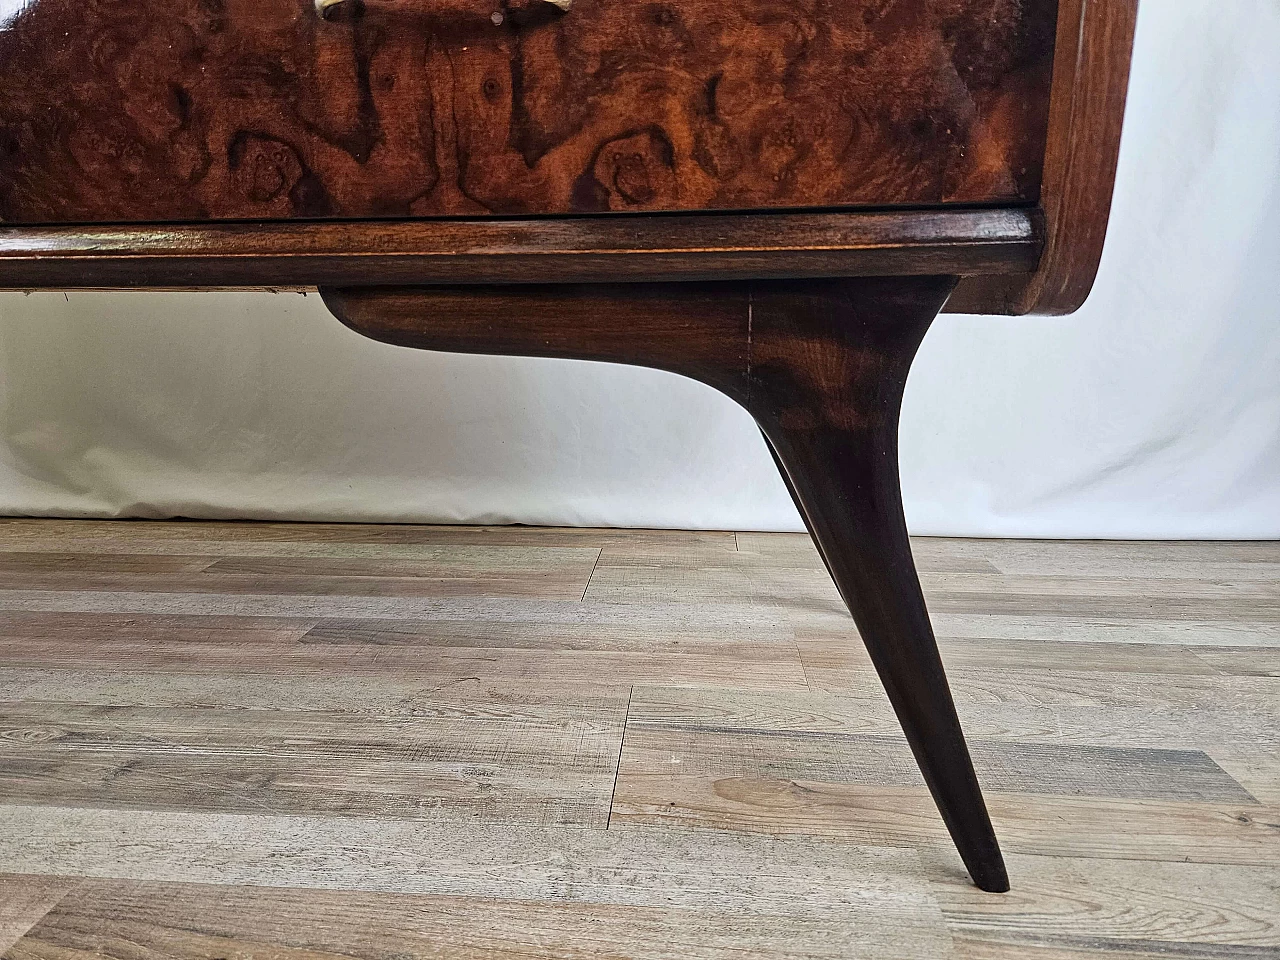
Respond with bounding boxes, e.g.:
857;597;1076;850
0;522;1278;959
0;695;629;825
618;724;1256;803
0;0;1056;223
637;665;1280;749
747;533;1280;580
0;564;600;598
615;777;1280;867
5;877;952;960
934;854;1280;957
0;628;810;689
0;517;740;548
948;0;1140;314
0;807;947;935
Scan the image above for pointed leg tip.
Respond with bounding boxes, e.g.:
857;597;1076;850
971;862;1010;893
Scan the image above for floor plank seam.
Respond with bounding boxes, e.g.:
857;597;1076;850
580;548;602;602
0;875;84;953
796;636;818;691
606;685;634;830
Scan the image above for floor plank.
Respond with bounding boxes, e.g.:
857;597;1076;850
932;853;1280;957
0;611;315;644
623;680;1280;749
612;770;1280;865
0;569;601;600
6;875;946;960
0;521;1276;960
618;724;1255;802
0;638;808;687
0;519;737;551
0;692;628;826
0;806;952;960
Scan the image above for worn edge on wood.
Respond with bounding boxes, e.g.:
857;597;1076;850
946;0;1140;316
0;209;1040;290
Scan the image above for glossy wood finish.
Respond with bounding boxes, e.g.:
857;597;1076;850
949;0;1140;314
747;281;1007;891
0;209;1040;289
0;0;1139;314
0;0;1056;223
323;276;1008;890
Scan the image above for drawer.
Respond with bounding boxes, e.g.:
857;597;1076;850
0;0;1057;223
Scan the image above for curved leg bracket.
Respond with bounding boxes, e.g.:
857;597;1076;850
321;277;1008;892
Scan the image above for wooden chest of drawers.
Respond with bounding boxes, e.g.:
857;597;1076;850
0;0;1139;892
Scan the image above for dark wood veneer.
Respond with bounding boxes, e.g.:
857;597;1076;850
0;209;1040;288
0;0;1056;222
950;0;1139;314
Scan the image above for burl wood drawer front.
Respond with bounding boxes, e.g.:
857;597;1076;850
0;0;1056;223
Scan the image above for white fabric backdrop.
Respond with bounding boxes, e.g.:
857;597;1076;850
1;0;1277;537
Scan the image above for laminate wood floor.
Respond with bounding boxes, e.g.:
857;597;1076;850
0;519;1276;959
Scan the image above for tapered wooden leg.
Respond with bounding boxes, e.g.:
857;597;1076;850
746;278;1008;892
322;276;1008;890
